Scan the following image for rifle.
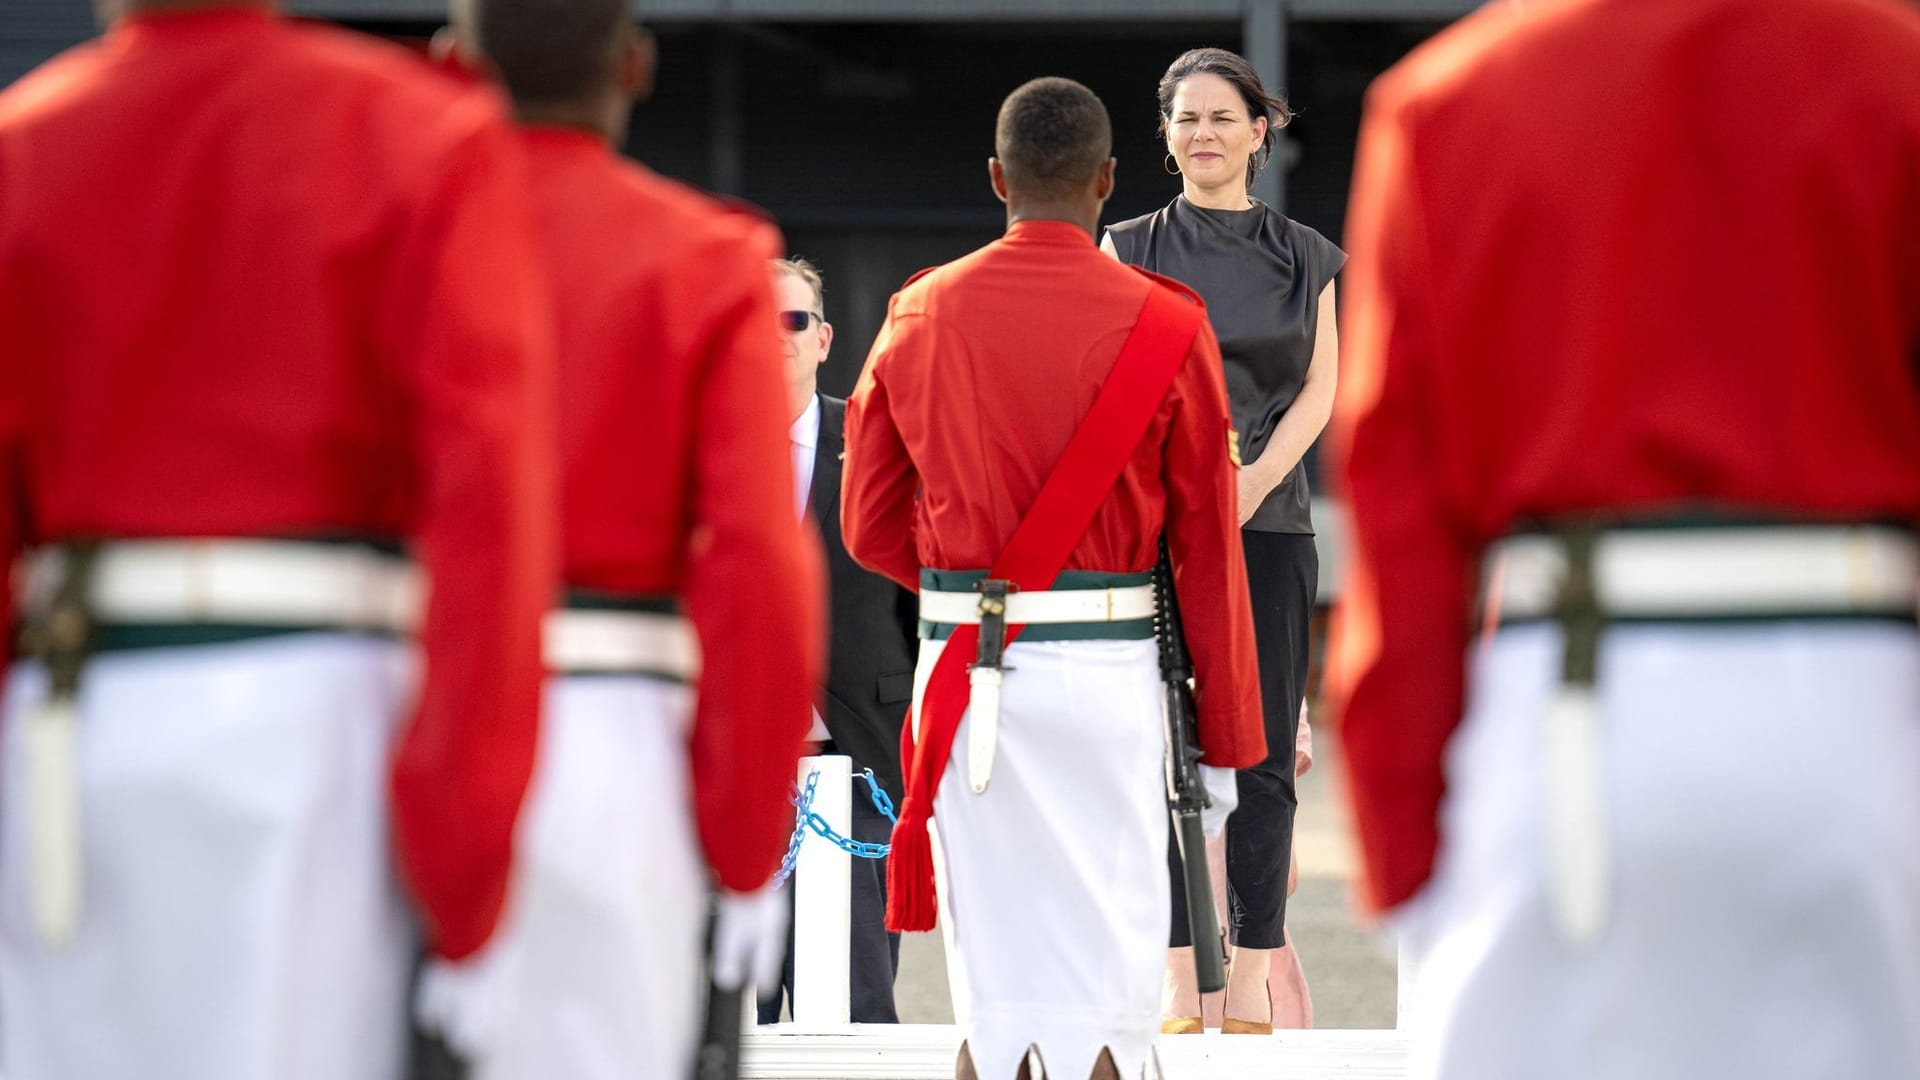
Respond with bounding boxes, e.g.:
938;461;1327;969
1153;539;1226;995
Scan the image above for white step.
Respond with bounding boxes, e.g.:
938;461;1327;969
744;1024;1410;1079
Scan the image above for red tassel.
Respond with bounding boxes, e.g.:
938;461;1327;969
884;805;938;932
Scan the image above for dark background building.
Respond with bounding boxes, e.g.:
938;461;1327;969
2;0;1470;397
0;0;1476;604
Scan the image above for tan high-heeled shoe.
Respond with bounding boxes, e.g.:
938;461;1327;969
1222;982;1275;1035
1159;1017;1204;1035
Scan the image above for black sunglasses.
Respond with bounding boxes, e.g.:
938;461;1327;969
778;309;822;333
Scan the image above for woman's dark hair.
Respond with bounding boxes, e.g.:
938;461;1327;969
1157;47;1295;191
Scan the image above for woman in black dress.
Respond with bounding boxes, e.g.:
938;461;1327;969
1103;46;1343;1035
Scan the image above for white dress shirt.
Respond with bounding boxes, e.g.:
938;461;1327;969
789;394;828;742
789;394;819;521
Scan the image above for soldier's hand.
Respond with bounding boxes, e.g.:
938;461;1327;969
1200;765;1239;838
712;885;789;992
413;950;500;1065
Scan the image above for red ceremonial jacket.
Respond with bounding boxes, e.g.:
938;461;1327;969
1331;0;1920;914
842;219;1266;768
0;7;556;960
517;126;824;890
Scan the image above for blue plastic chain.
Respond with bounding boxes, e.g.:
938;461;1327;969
771;767;897;889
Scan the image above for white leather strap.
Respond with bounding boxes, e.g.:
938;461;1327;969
543;609;700;680
1487;525;1918;622
21;540;420;632
919;583;1156;627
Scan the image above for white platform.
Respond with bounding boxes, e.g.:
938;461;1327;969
744;1025;1410;1079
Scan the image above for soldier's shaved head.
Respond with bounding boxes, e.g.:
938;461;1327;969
449;0;654;143
456;0;630;108
994;78;1113;201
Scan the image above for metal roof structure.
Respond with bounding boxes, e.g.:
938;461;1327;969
2;1;1480;88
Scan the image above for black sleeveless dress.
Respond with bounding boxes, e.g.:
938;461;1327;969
1106;196;1343;533
1107;196;1344;950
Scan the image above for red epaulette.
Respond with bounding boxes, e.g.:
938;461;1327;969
1125;265;1208;311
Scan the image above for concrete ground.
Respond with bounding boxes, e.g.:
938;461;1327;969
885;722;1399;1029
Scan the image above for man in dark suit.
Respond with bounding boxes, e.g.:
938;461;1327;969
759;257;919;1024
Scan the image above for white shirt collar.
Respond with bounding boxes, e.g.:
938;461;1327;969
789;393;820;448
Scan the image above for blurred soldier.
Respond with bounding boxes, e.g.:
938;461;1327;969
422;0;824;1076
842;77;1265;1080
1332;1;1920;1078
0;2;555;1079
756;256;917;1026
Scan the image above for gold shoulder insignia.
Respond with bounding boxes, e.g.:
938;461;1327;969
1227;429;1243;468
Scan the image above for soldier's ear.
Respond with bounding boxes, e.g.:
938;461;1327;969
988;158;1011;205
427;27;459;66
429;25;493;80
1094;157;1117;202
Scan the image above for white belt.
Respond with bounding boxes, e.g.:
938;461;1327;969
1485;524;1918;623
20;539;421;632
1483;523;1917;949
921;583;1157;796
543;609;700;681
14;538;418;951
918;584;1157;627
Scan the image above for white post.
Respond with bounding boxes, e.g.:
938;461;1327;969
791;754;852;1029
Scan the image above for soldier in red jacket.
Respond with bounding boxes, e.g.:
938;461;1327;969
417;0;824;1075
842;77;1264;1080
1332;1;1920;1077
0;3;554;1078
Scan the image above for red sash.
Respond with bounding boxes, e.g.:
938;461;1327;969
885;282;1205;932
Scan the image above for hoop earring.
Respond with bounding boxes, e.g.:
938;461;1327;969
1163;153;1181;176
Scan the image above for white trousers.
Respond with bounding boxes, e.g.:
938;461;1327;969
417;674;706;1080
0;634;414;1080
1403;620;1920;1080
927;637;1168;1080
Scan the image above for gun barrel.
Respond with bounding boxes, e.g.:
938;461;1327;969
1175;808;1226;993
693;984;743;1080
1157;540;1225;996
